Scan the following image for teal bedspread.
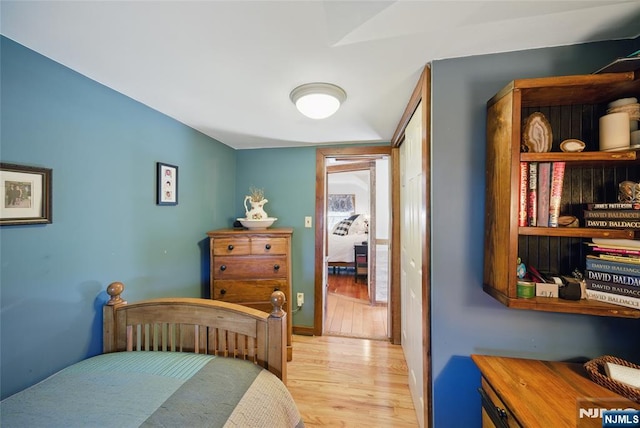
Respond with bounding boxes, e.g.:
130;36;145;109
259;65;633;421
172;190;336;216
1;352;303;428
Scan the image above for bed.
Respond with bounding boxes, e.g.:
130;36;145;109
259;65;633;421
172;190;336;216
1;282;303;428
327;213;369;272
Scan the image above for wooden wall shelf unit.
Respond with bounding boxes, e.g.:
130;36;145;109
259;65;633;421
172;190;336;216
483;71;640;319
207;228;293;360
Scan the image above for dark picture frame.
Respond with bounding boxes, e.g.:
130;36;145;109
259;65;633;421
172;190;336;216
0;163;52;226
156;162;178;206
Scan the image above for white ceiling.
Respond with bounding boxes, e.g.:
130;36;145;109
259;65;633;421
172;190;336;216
2;1;639;150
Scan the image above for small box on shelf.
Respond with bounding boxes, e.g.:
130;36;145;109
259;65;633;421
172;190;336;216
535;282;559;298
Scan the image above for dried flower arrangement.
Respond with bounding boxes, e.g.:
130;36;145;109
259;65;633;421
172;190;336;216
248;186;265;201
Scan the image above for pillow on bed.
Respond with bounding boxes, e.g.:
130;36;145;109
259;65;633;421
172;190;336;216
332;219;353;236
349;215;368;234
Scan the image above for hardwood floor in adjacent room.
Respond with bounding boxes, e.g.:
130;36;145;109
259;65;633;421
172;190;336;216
288;335;418;427
326;272;387;339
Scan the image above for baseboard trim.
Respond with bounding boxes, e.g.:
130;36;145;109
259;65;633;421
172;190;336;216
293;325;314;336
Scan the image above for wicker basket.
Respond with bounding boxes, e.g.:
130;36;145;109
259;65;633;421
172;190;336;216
584;355;640;403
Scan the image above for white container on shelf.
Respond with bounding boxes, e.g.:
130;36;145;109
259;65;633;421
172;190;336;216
599;112;630;151
631;129;640;147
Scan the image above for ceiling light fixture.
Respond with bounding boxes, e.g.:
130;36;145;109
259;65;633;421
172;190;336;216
290;82;347;119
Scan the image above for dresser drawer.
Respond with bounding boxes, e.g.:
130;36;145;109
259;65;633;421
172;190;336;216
480;377;521;428
212;256;288;279
250;238;288;255
212;279;289;303
211;237;251;256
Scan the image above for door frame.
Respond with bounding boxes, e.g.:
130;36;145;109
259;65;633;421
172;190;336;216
326;161;377;305
313;146;397;341
390;65;432;427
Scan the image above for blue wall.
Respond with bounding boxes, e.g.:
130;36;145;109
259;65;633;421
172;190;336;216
235;148;318;327
0;36;236;398
430;39;640;426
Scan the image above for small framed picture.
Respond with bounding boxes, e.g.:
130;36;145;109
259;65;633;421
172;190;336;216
0;163;52;226
157;162;178;206
328;194;355;213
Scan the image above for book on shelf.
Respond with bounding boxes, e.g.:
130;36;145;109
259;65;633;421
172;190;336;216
583;210;640;220
548;162;565;227
518;161;528;227
591;238;640;249
586;203;640;210
585;269;640;287
587;244;640;256
527;162;537;226
584;219;640;229
585;280;640;300
591;253;640;264
585;288;640;310
536;162;551;227
586;255;640;276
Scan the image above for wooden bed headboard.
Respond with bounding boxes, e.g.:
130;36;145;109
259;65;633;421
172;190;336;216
102;282;287;382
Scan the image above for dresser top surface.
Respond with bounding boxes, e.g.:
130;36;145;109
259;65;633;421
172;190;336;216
472;354;638;427
207;227;293;237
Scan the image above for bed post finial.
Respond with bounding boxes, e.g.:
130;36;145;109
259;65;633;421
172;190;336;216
106;281;127;306
270;290;286;317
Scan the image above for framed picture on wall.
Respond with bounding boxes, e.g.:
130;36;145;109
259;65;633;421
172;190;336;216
0;163;52;226
156;162;178;206
328;194;355;213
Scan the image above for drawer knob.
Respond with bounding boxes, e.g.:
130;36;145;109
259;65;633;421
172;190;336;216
265;244;271;250
273;287;280;292
220;265;227;271
220;289;226;295
227;244;234;251
496;407;507;420
273;264;280;271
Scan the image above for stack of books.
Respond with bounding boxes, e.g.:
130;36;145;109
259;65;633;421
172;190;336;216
583;202;640;229
519;161;565;227
584;238;640;310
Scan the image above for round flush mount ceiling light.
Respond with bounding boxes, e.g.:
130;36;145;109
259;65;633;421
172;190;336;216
290;82;347;119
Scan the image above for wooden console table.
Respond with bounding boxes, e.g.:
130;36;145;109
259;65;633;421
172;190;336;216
472;354;638;427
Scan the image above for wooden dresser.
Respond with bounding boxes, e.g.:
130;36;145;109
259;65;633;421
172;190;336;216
207;228;293;360
472;354;639;428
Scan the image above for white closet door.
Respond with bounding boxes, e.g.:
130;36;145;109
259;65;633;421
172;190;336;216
400;101;424;428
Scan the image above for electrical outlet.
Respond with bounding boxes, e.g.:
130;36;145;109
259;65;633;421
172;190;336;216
296;292;304;307
304;216;312;228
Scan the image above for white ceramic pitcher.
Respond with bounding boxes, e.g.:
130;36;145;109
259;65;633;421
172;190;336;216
244;195;269;219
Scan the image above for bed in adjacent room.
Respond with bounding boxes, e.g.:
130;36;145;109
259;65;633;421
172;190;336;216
327;213;369;272
1;282;303;428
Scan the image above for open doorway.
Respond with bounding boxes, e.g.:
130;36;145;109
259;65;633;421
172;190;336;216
325;159;387;339
313;146;396;341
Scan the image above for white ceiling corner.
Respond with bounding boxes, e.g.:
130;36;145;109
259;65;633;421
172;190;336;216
1;0;639;150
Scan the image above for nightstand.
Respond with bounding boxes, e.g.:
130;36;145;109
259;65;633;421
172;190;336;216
354;243;368;283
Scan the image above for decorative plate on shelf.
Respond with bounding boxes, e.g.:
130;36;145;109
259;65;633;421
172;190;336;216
523;112;553;153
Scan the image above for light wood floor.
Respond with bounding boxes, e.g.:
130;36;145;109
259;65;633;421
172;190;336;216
288;334;418;427
326;273;388;339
